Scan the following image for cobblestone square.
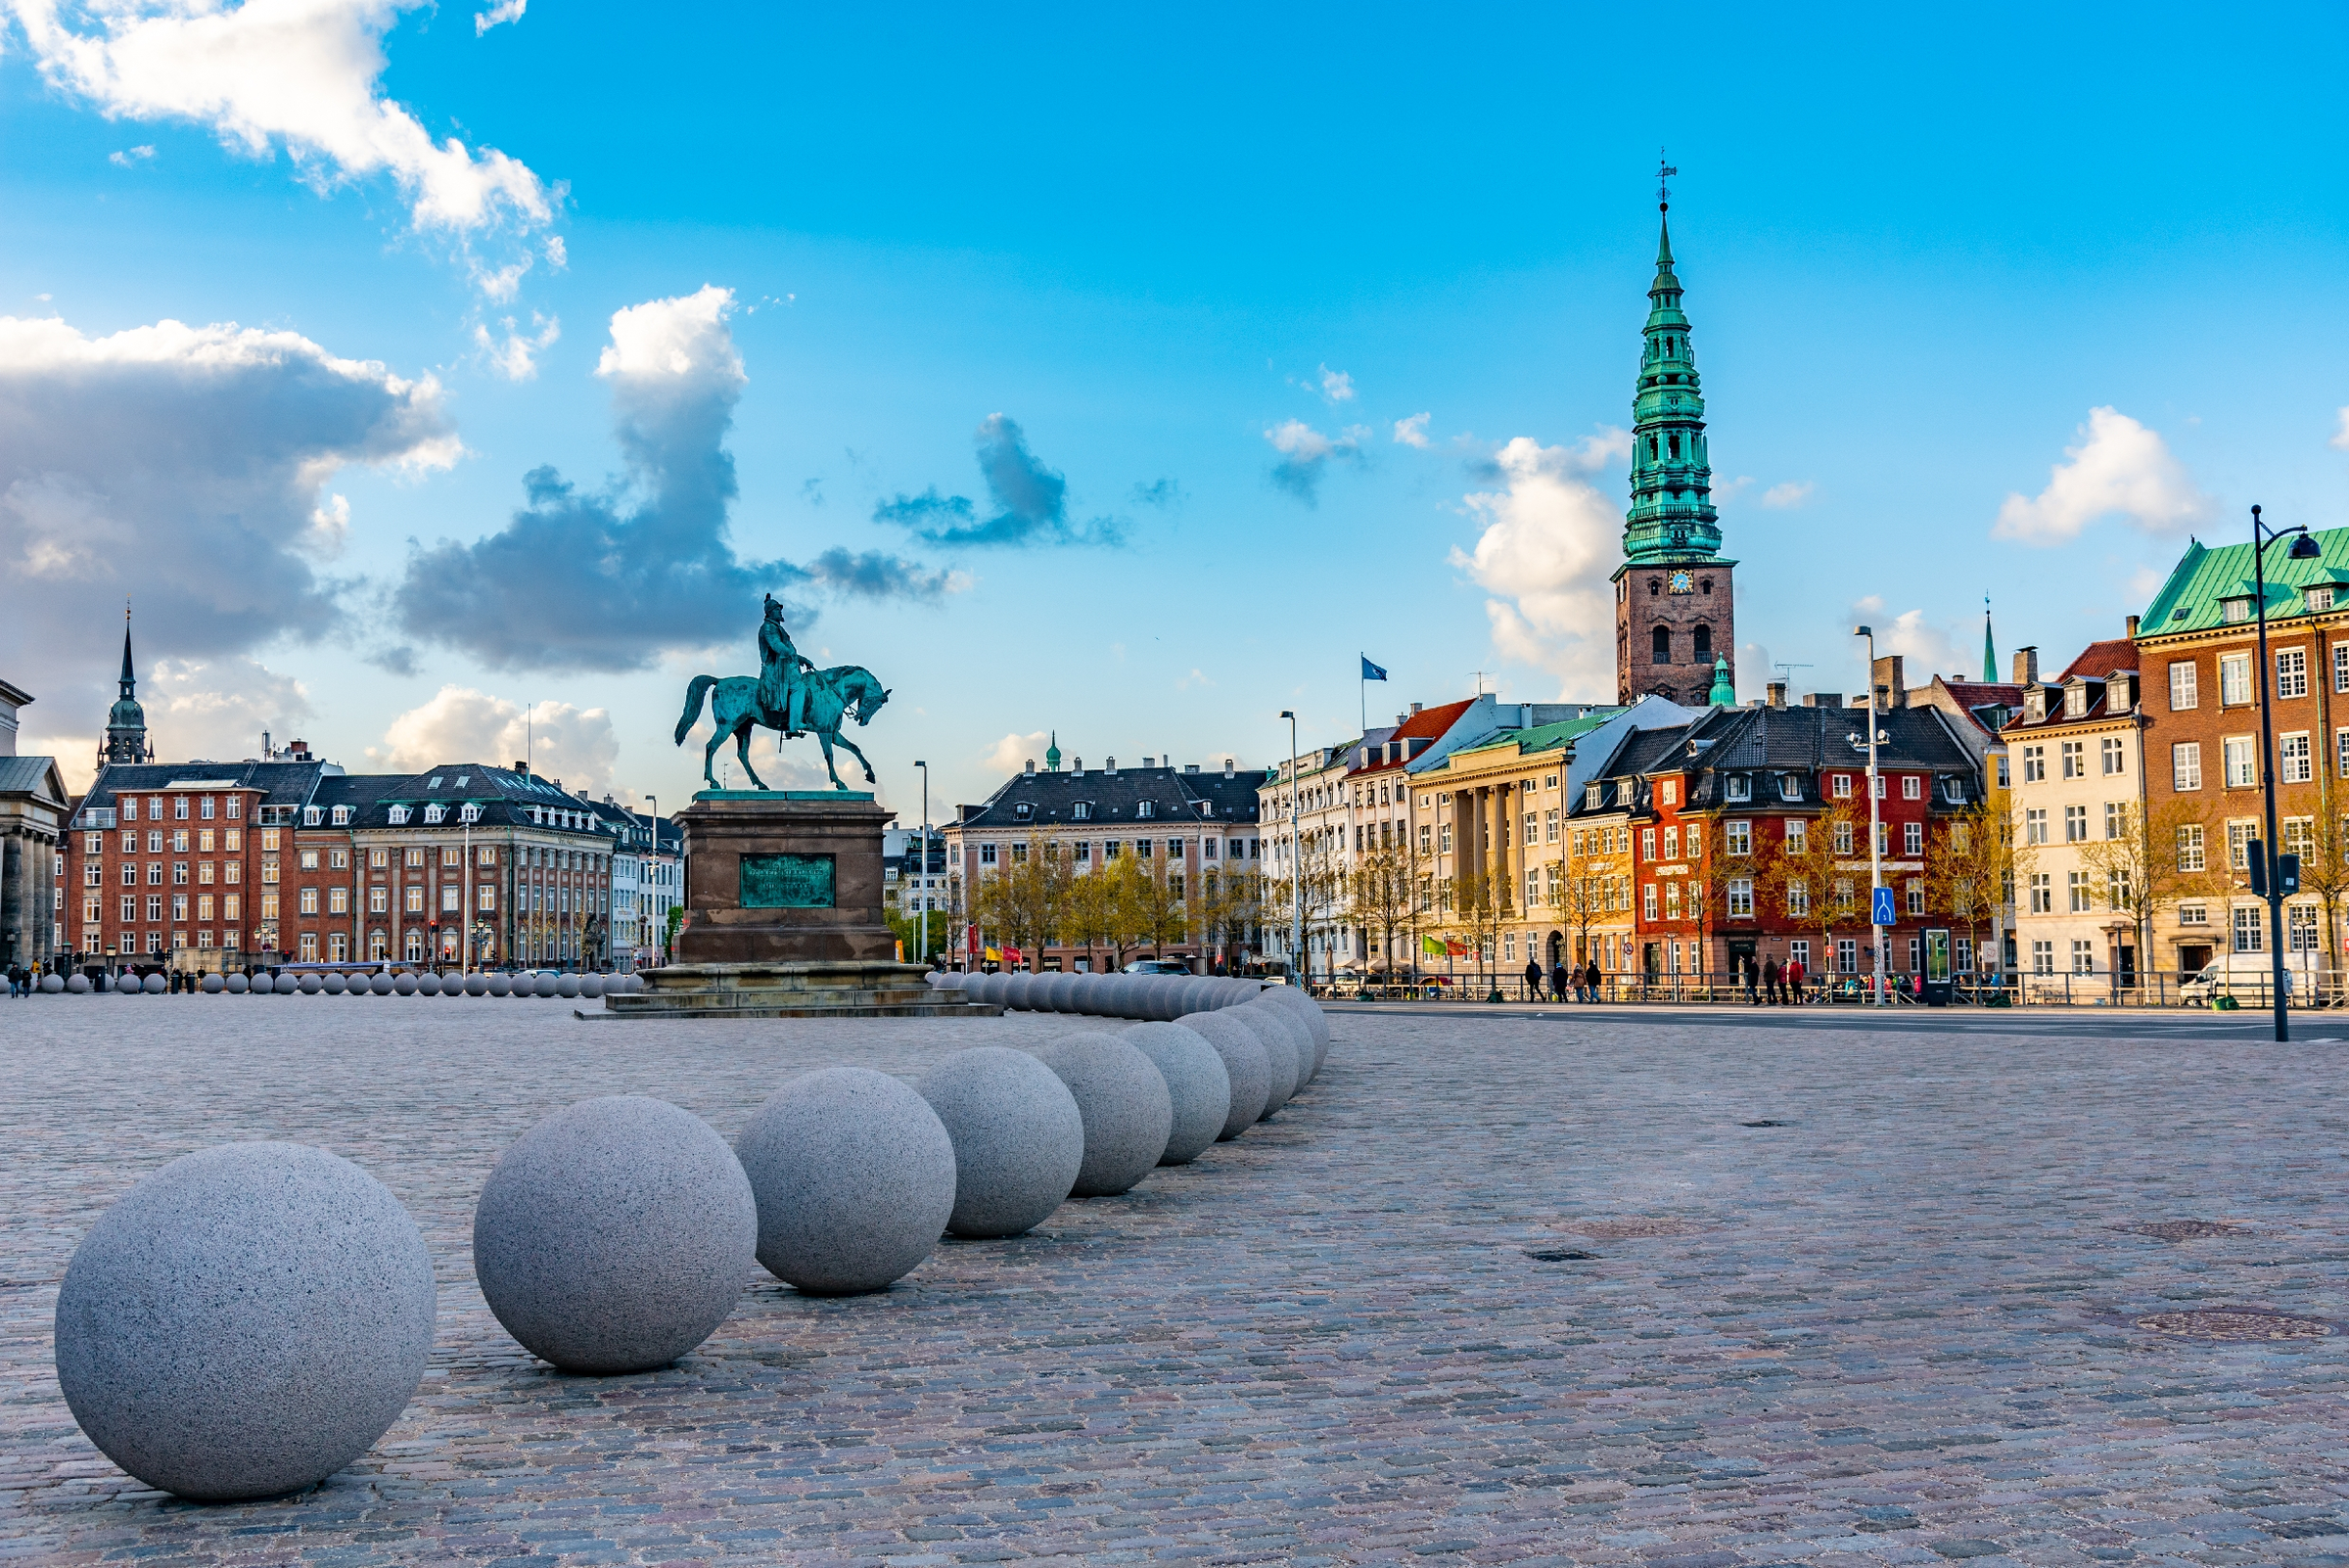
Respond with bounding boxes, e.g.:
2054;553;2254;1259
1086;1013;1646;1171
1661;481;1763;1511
2;1002;2344;1566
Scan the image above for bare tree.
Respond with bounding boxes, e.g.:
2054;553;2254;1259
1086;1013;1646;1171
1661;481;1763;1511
2076;795;2214;981
1348;842;1415;987
1761;797;1865;986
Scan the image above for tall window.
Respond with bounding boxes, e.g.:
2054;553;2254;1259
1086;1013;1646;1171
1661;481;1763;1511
2281;732;2313;784
2060;741;2085;779
2176;823;2205;872
1728;877;1753;917
2029;874;2052;913
2277;648;2308;698
2021;746;2045;783
1833;820;1855;854
2032;939;2054;975
2173;742;2202;791
1726;820;1751;855
2064;805;2087;843
1784;879;1810;917
2025;807;2048;846
2223;736;2257;788
2067;870;2091;912
2101;737;2125;775
2220;654;2252;706
2070;939;2096;975
2234;905;2264;953
2104;802;2126;839
1904;821;1922;854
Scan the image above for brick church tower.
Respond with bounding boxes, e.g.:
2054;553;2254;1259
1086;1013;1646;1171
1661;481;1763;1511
1613;179;1736;708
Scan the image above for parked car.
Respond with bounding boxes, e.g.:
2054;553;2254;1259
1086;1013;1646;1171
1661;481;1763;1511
1122;959;1192;975
2179;950;2329;1004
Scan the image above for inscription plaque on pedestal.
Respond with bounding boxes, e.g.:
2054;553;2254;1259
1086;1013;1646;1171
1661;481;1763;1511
741;853;835;909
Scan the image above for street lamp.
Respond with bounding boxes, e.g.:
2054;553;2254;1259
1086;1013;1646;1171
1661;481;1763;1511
913;760;930;966
1854;624;1886;1005
2250;503;2322;1042
645;793;658;969
1280;711;1302;988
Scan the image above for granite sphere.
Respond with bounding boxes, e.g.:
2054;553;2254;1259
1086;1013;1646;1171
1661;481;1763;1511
1257;988;1330;1080
1173;1010;1273;1137
1228;1004;1303;1113
199;974;222;994
362;973;388;995
1032;1037;1174;1197
578;975;604;998
416;972;440;995
1091;976;1134;1018
1000;972;1038;1011
735;1068;956;1294
485;972;511;996
525;972;553;997
141;972;165;993
332;974;356;994
1121;1022;1232;1165
219;973;243;994
556;974;580;998
54;1141;436;1501
473;1095;756;1374
916;1046;1085;1238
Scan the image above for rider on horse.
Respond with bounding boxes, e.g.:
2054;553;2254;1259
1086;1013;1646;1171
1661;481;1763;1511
757;594;815;739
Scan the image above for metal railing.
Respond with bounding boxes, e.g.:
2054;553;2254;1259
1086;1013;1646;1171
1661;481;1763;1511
1310;969;2345;1009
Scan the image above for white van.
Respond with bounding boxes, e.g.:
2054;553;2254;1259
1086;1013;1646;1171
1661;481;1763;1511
2179;950;2329;1005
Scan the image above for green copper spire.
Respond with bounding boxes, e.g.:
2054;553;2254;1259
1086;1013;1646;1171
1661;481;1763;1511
1045;730;1061;771
1621;194;1726;567
1981;597;1997;683
1707;654;1735;707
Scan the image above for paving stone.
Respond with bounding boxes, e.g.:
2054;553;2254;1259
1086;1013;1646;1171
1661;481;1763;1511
2;1007;2345;1565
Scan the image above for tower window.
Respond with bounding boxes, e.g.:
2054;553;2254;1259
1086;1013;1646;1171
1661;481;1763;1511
1668;434;1680;459
1648;578;1661;597
1649;437;1660;461
1693;624;1713;660
1652;625;1672;665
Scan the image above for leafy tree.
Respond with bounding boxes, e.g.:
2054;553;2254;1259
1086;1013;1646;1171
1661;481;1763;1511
1761;797;1865;985
1347;841;1415;983
2076;795;2216;980
1923;798;2017;980
970;835;1070;970
1560;818;1629;973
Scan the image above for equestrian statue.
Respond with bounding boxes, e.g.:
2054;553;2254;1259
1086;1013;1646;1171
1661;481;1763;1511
673;594;892;791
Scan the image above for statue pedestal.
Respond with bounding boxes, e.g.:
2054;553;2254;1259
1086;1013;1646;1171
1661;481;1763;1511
602;791;994;1021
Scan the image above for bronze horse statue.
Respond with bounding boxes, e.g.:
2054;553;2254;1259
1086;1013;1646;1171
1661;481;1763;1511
673;665;891;791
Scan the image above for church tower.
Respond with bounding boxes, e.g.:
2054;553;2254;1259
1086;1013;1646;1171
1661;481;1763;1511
99;604;154;767
1613;171;1736;707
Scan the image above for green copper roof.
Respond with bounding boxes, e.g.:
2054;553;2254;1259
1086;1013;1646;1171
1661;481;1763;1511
1620;208;1728;570
2140;526;2349;635
1447;711;1621;761
1706;654;1735;706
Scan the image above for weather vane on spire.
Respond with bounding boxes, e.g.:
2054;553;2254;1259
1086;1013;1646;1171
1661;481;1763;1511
1657;149;1678;212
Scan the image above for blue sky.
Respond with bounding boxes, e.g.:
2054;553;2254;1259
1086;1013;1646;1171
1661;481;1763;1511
4;2;2345;815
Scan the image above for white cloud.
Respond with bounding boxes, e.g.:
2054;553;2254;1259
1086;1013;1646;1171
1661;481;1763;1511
305;490;350;556
1761;480;1815;509
9;0;553;238
473;311;559;381
2330;407;2349;452
1851;595;1960;680
1448;431;1633;700
148;654;312;761
474;0;524;32
1318;364;1355;403
1393;412;1431;448
982;729;1048;775
107;142;154;166
1176;668;1213;690
1265;418;1368;505
0;310;455;726
1993;406;2217;544
370;687;618;796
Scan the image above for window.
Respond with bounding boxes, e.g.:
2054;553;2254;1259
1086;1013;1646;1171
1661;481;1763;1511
2220;653;2251;705
369;888;389;914
2029;873;2052;914
1833;820;1855;855
1902;774;1921;800
1784;879;1809;917
2177;824;2205;872
1837;937;1858;974
2025;807;2048;846
2179;903;2208;925
2065;685;2090;718
405;887;425;913
1665;881;1681;919
2060;741;2084;780
479;887;496;911
1904;821;1922;854
441;886;461;911
1784;819;1807;853
2032;940;2054;976
2234;904;2263;953
2021;746;2045;783
2337;644;2349;694
388;806;410;825
404;848;425;868
1832;773;1853;798
1523;810;1538;847
1873;775;1886;800
2229;820;2254;870
2100;737;2124;775
1907;879;1924;915
328;888;348;914
2222;597;2253;625
2312;586;2338;614
299;888;318;915
225;796;241;819
2069;939;2096;976
1640;828;1657;860
1727;820;1751;856
2174;742;2203;791
299;850;319;871
2223;736;2257;788
1137;801;1156;820
1660;779;1678;806
1996;755;2010;788
2281;732;2312;783
1663;825;1680;860
1725;774;1750;802
2105;802;2126;840
1728;877;1754;917
1544;808;1559;843
2278;648;2308;698
2065;870;2090;913
2283;816;2315;861
2064;805;2087;843
1780;775;1803;802
479;846;497;866
1642;883;1658;919
1833;877;1856;910
2290;904;2321;952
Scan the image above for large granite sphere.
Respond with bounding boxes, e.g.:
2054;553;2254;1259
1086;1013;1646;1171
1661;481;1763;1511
1066;975;1107;1016
1038;973;1075;1013
1033;1037;1174;1197
916;1046;1084;1238
531;973;559;998
416;972;441;996
363;973;390;995
1228;1005;1303;1113
331;973;356;995
473;1095;756;1374
465;972;489;996
1130;979;1172;1022
1121;1023;1232;1165
999;973;1036;1011
141;972;166;993
1174;1010;1273;1137
199;974;222;994
735;1068;956;1294
556;974;580;999
1090;976;1133;1018
292;973;318;994
578;974;603;998
67;971;91;992
485;972;512;996
54;1141;436;1501
1257;986;1331;1075
388;973;413;996
219;972;243;994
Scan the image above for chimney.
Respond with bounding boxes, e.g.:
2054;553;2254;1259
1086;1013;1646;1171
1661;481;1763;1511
1223;758;1235;778
1184;762;1199;773
514;760;530;777
1410;702;1423;715
2126;614;2141;638
261;730;271;759
1142;756;1154;768
1072;757;1082;772
1870;655;1907;711
1766;680;1787;709
1804;693;1844;708
2013;646;2039;685
1105;756;1117;774
1024;758;1036;774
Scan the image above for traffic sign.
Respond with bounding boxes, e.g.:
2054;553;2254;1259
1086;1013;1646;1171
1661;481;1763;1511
1870;886;1897;926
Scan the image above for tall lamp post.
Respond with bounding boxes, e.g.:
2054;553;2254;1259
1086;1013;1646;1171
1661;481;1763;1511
2250;504;2321;1042
1280;711;1302;988
644;794;658;969
913;760;930;965
1855;624;1887;1005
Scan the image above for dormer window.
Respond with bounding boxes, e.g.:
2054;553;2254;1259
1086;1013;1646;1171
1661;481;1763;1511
302;806;321;826
1072;802;1092;821
388;806;410;825
423;805;446;824
1942;777;1966;804
1724;774;1751;802
2221;596;2253;624
1137;800;1157;820
1014;802;1034;820
1779;775;1802;802
2026;691;2047;721
2308;586;2336;613
2065;685;2090;718
459;804;482;823
1586;782;1602;809
330;806;351;825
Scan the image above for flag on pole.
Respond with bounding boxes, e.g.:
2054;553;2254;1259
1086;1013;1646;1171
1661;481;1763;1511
1360;655;1388;681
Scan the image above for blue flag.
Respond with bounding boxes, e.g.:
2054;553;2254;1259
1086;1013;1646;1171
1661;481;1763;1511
1360;655;1388;681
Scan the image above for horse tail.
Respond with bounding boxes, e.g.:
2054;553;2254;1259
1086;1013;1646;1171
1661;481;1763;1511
673;675;717;745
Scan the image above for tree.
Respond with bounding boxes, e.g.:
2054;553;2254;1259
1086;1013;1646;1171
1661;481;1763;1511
2076;795;2215;981
1923;799;2017;981
1130;848;1187;957
1444;863;1506;993
1560;819;1629;973
1761;797;1865;985
970;835;1071;970
1347;842;1415;985
1193;862;1264;973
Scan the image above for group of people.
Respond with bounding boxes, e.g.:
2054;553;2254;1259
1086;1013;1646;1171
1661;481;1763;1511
1518;958;1610;1002
1508;954;1816;1004
6;963;41;997
1746;954;1810;1005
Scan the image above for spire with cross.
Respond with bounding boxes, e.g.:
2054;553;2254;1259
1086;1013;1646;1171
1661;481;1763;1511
1657;149;1678;212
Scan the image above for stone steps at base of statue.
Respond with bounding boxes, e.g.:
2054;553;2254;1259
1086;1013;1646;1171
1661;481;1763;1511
583;996;1002;1021
590;959;999;1021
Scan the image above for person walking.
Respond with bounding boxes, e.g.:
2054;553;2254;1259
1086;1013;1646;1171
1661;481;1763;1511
1522;955;1543;1001
1551;956;1569;1002
1786;955;1805;1004
1761;955;1779;1006
1585;958;1603;1003
7;964;23;998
